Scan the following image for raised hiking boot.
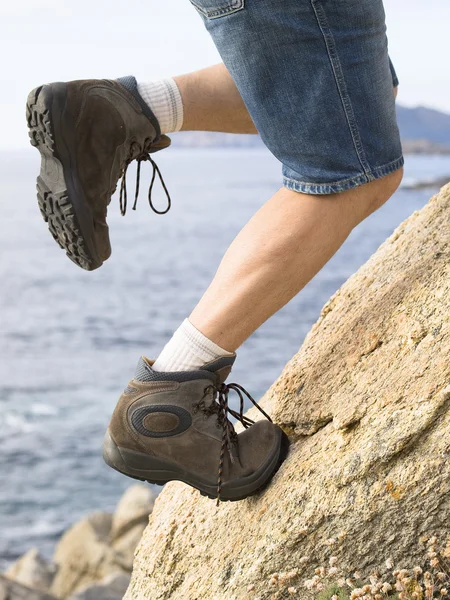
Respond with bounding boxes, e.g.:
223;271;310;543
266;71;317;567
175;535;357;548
26;76;171;271
103;356;289;502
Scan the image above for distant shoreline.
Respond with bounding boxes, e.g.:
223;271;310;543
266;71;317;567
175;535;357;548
402;175;450;190
167;133;450;155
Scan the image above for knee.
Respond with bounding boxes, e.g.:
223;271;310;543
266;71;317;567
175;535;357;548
362;166;404;218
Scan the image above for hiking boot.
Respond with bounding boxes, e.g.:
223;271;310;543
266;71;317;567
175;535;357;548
26;76;171;271
103;356;289;502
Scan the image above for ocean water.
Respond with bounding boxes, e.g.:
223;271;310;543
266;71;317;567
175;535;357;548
0;148;448;569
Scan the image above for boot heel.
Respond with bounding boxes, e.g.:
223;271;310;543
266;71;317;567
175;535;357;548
102;430;145;482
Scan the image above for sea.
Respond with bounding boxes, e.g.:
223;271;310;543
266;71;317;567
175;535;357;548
0;148;448;569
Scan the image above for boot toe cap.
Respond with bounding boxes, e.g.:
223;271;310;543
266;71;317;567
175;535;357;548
237;419;285;472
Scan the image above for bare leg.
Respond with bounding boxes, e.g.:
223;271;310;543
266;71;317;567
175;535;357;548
190;169;403;351
174;64;257;133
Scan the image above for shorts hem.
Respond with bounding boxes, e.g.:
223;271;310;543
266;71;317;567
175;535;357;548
282;155;404;195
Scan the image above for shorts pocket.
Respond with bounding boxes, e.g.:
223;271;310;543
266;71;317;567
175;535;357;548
189;0;244;19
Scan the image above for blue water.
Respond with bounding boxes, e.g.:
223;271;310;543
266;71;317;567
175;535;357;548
0;148;448;569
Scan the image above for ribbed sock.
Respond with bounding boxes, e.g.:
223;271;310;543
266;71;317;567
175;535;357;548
136;78;184;135
152;319;234;372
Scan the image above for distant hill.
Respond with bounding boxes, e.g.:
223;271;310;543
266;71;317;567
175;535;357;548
396;105;450;146
171;104;450;154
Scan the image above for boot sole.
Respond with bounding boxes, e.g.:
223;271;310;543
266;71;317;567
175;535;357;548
102;428;290;502
26;84;103;271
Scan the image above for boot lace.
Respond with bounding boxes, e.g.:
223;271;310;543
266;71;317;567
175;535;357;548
118;138;171;217
194;382;273;505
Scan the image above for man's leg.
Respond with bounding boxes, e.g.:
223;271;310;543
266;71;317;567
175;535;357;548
175;64;257;133
103;61;402;499
189;170;402;351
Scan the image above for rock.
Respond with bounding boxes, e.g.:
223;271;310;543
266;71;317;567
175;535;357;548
4;548;56;592
111;525;147;573
50;511;128;599
111;485;155;541
67;573;130;600
124;184;450;600
110;485;156;571
0;574;57;600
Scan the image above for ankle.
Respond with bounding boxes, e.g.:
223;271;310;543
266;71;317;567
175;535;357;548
152;318;235;372
137;78;184;135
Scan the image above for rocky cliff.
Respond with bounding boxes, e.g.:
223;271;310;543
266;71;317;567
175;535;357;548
125;184;450;600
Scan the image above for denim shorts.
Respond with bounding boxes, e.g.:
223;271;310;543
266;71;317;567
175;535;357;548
189;0;404;194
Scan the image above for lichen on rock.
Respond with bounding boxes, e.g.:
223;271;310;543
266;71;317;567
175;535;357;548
124;184;450;600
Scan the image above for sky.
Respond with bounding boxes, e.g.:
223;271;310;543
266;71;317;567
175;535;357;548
1;0;449;149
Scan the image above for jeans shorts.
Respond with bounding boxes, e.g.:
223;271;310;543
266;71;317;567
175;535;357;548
189;0;404;194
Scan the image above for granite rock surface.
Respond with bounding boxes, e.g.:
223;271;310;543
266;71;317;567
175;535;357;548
124;184;450;600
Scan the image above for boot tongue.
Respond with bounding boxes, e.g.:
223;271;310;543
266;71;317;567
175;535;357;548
116;75;161;138
201;355;236;386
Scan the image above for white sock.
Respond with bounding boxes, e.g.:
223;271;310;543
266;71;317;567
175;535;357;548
152;319;234;372
137;78;184;135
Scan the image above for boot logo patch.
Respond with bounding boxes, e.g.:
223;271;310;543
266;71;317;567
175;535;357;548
130;405;192;438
